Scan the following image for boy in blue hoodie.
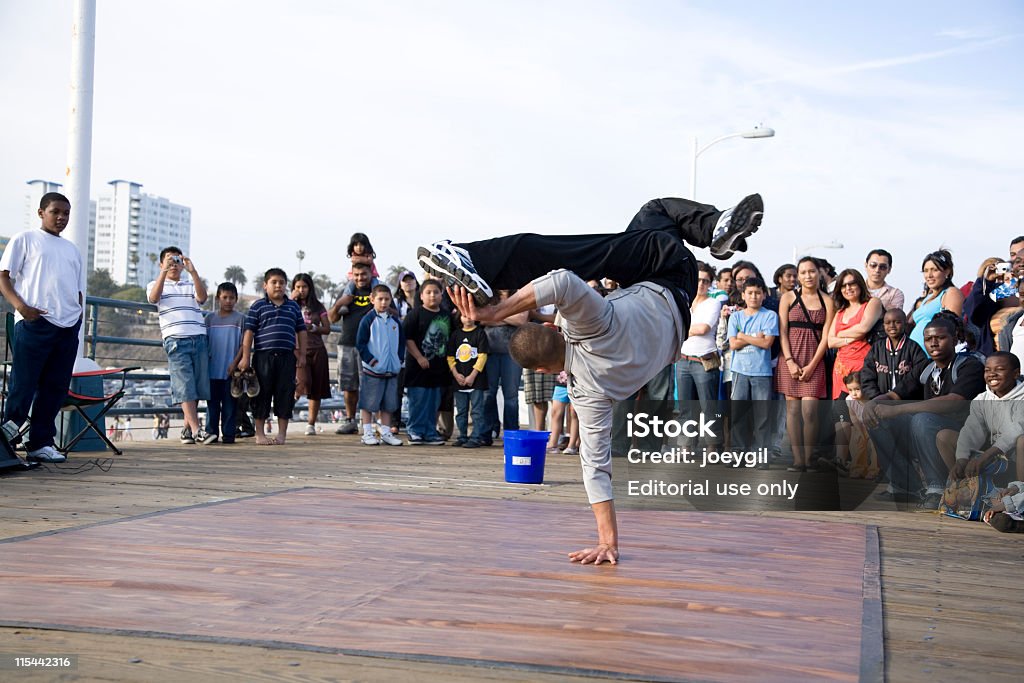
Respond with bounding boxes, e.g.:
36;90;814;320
355;284;406;445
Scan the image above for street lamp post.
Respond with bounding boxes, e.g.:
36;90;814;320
689;125;774;200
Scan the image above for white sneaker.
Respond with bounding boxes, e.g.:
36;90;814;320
305;424;316;436
709;194;763;259
361;433;381;445
379;431;403;446
417;241;493;305
26;445;67;463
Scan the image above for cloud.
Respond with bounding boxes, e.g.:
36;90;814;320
749;34;1019;87
936;27;996;40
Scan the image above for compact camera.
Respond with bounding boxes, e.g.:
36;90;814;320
995;262;1011;275
171;255;184;266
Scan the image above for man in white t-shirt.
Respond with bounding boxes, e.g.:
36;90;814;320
0;193;84;463
864;248;905;312
146;247;214;445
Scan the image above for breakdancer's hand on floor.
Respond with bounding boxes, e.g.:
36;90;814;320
568;543;619;565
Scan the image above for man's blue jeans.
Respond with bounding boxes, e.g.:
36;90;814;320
676;359;721;447
483;353;521;438
407;386;442;440
870;411;960;494
730;373;773;452
4;318;81;450
454;388;487;441
207;379;238;443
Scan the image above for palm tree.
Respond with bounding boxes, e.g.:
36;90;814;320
128;252;140;285
313;273;336;301
385;264;412;290
296;250;306;273
253;272;264;294
224;265;247;289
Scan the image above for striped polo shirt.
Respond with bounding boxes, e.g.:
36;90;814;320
245;296;305;352
146;275;207;340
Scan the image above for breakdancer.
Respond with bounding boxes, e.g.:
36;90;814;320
420;195;764;564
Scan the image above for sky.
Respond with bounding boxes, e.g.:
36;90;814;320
1;0;1022;301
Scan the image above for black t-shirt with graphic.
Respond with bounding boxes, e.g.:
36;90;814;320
404;306;453;388
448;325;490;391
339;286;373;347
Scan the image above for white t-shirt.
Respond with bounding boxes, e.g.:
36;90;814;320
146;275;207;340
0;228;83;328
1011;317;1024;368
680;296;722;357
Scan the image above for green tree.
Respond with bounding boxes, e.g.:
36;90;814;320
296;250;306;272
87;269;120;298
224;265;247;289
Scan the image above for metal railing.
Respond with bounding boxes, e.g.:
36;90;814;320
78;296;341;417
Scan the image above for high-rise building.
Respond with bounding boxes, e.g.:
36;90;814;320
21;179;96;268
93;180;191;286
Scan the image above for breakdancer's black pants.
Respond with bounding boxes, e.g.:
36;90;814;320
455;197;721;306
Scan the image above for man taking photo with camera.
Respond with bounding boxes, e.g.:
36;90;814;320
147;247;215;445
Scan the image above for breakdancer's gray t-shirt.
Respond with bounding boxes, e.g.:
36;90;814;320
532;269;685;504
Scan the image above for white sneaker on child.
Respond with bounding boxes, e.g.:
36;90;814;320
379;430;403;446
361;433;381;446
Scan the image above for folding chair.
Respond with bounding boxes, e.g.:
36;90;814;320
2;312;138;456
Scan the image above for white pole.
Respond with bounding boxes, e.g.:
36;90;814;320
64;0;97;367
689;136;698;200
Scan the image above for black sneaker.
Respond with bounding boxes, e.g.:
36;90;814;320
462;439;483;449
709;194;763;259
180;428;196;444
195;430;218;445
229;370;245;398
417;241;493;306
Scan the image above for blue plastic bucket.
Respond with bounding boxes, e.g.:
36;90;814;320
503;430;549;484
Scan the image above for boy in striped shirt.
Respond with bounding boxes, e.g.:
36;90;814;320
147;246;215;444
238;268;307;445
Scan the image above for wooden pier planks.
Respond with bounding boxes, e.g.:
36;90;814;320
0;489;879;682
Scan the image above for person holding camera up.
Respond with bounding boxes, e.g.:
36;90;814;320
147;247;216;445
966;238;1024;356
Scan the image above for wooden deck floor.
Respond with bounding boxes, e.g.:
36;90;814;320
0;434;1021;682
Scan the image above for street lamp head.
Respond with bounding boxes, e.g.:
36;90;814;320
742;126;775;139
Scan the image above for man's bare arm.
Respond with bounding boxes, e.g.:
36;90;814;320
448;284;537;324
568;500;619;565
